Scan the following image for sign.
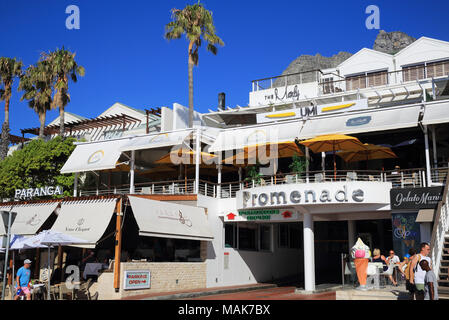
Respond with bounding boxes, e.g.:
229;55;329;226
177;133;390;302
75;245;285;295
224;209;299;222
123;270;151;290
390;187;443;210
346;116;372;127
256;99;368;124
14;186;64;200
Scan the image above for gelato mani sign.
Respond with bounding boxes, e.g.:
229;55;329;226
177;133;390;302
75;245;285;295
15;186;64;200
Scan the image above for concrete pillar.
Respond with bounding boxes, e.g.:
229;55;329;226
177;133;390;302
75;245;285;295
73;172;79;197
129;150;135;194
321;152;326;172
217;164;222;199
423;125;432;185
432;125;438;168
303;212;315;292
195;128;201;193
348;220;356;250
420;223;432;244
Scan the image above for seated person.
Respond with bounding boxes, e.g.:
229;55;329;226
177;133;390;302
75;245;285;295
386;249;401;286
371;248;388;272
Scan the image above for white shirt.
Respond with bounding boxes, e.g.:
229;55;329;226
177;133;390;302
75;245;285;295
414;255;432;284
387;255;400;265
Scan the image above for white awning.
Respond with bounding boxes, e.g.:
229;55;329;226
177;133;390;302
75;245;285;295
0;205;11;236
10;202;59;236
60;138;131;174
119;130;192;152
416;209;435;223
128;196;214;241
209;121;301;152
50;198;118;248
297;104;422;139
421;102;449;125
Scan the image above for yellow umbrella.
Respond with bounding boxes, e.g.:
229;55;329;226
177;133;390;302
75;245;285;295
222;141;303;165
299;134;366;179
336;144;398;163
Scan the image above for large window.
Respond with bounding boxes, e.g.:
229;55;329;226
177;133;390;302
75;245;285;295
238;224;258;251
224;224;237;248
402;64;426;82
345;70;388;90
426;59;449;78
278;223;302;249
259;225;272;251
224;223;272;252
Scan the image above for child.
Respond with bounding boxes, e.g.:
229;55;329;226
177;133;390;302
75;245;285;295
419;260;438;300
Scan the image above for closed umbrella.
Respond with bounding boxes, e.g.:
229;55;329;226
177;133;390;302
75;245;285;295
300;134;366;179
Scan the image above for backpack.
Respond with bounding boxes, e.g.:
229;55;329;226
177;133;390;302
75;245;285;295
404;254;420;280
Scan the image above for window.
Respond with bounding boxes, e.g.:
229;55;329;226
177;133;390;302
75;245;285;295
322;77;335;94
345;74;366;91
278;224;289;248
402;64;425;82
367;70;388;87
238;224;258;251
345;70;388;90
259;225;272;251
426;60;449;78
224;224;237;248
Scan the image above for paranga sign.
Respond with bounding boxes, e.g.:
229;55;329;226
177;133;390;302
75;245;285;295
15;186;64;200
224;209;299;222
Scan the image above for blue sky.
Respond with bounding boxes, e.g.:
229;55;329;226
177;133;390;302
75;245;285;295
1;0;449;136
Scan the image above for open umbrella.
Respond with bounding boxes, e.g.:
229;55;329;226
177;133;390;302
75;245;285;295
23;230;88;300
299;134;366;179
336;144;398;163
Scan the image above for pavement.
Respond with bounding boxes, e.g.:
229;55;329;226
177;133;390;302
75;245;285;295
122;282;337;300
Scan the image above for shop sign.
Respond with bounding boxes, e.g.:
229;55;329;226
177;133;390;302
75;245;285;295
225;209;299;222
390;187;443;210
14;186;64;200
123;270;151;290
346;116;372;127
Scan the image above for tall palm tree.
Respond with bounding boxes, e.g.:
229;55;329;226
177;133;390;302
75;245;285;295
42;47;85;137
19;61;54;139
0;57;23;159
165;1;224;128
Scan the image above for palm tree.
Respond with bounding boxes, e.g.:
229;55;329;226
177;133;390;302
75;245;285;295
41;47;85;137
0;57;23;159
165;1;224;128
19;61;54;139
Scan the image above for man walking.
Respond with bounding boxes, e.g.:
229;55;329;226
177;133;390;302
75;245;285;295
15;259;32;300
420;260;438;300
409;242;432;300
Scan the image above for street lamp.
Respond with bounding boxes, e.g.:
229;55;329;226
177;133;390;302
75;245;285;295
1;208;17;300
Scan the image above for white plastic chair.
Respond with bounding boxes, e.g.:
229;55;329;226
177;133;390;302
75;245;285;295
380;263;394;286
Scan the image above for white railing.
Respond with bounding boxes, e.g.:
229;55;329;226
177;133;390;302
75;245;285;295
431;171;449;278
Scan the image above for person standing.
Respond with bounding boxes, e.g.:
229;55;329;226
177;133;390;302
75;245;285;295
420;260;438;300
14;259;32;300
403;248;417;300
410;242;432;300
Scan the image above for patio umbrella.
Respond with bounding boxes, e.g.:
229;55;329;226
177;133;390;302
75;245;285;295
336;144;398;163
23;230;88;300
299;134;366;179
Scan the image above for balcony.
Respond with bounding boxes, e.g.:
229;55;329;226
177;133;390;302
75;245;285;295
77;167;448;199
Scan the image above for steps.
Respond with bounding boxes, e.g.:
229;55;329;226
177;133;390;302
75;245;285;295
438;233;449;300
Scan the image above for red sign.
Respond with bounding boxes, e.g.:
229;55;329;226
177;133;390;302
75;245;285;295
226;213;236;220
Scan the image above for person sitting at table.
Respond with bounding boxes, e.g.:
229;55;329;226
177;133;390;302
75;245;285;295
371;248;388;272
386;249;401;286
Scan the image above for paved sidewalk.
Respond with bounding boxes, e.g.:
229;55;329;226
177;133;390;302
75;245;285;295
121;283;277;300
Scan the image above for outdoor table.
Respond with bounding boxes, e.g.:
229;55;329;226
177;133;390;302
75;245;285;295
55;282;81;300
31;283;46;300
83;263;104;279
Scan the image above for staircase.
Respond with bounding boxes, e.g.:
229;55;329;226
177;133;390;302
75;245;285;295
437;236;449;299
430;171;449;300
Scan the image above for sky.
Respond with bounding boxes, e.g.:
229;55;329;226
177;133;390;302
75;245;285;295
1;0;449;136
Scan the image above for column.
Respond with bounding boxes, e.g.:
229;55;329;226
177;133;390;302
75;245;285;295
195;128;201;193
321;152;326;172
423;125;432;185
73;172;79;197
217;164;222;198
113;198;122;292
420;223;432;244
305;147;310;182
129;150;135;194
432;125;438;168
303;212;315;292
347;220;356;250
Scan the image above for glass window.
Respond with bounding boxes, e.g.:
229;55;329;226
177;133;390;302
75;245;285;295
345;74;366;91
279;224;289;248
259;225;272;251
367;70;388;87
289;224;301;249
238;224;258;251
224;224;236;248
427;60;449;78
402;64;425;82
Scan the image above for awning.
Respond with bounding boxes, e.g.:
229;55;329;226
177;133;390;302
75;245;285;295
416;209;435;223
50;198;118;248
209;121;301;152
10;202;60;236
119;130;192;152
0;205;11;236
298;104;422;139
60;138;132;174
421;101;449;125
128;196;214;241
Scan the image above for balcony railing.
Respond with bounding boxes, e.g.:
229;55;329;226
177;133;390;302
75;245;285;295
77;167;448;199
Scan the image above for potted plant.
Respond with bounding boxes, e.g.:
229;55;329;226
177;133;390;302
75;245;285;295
288;154;308;182
244;165;263;186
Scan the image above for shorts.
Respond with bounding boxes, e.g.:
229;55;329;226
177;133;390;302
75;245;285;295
17;287;30;296
415;283;425;291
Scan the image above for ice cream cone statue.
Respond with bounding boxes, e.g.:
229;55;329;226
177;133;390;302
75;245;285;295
350;238;371;290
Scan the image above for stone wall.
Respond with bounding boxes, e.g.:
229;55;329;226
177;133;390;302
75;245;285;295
92;262;207;300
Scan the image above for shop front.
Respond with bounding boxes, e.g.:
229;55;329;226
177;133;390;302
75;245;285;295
390;187;444;258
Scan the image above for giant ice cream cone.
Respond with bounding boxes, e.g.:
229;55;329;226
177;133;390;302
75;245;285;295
350;238;371;289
